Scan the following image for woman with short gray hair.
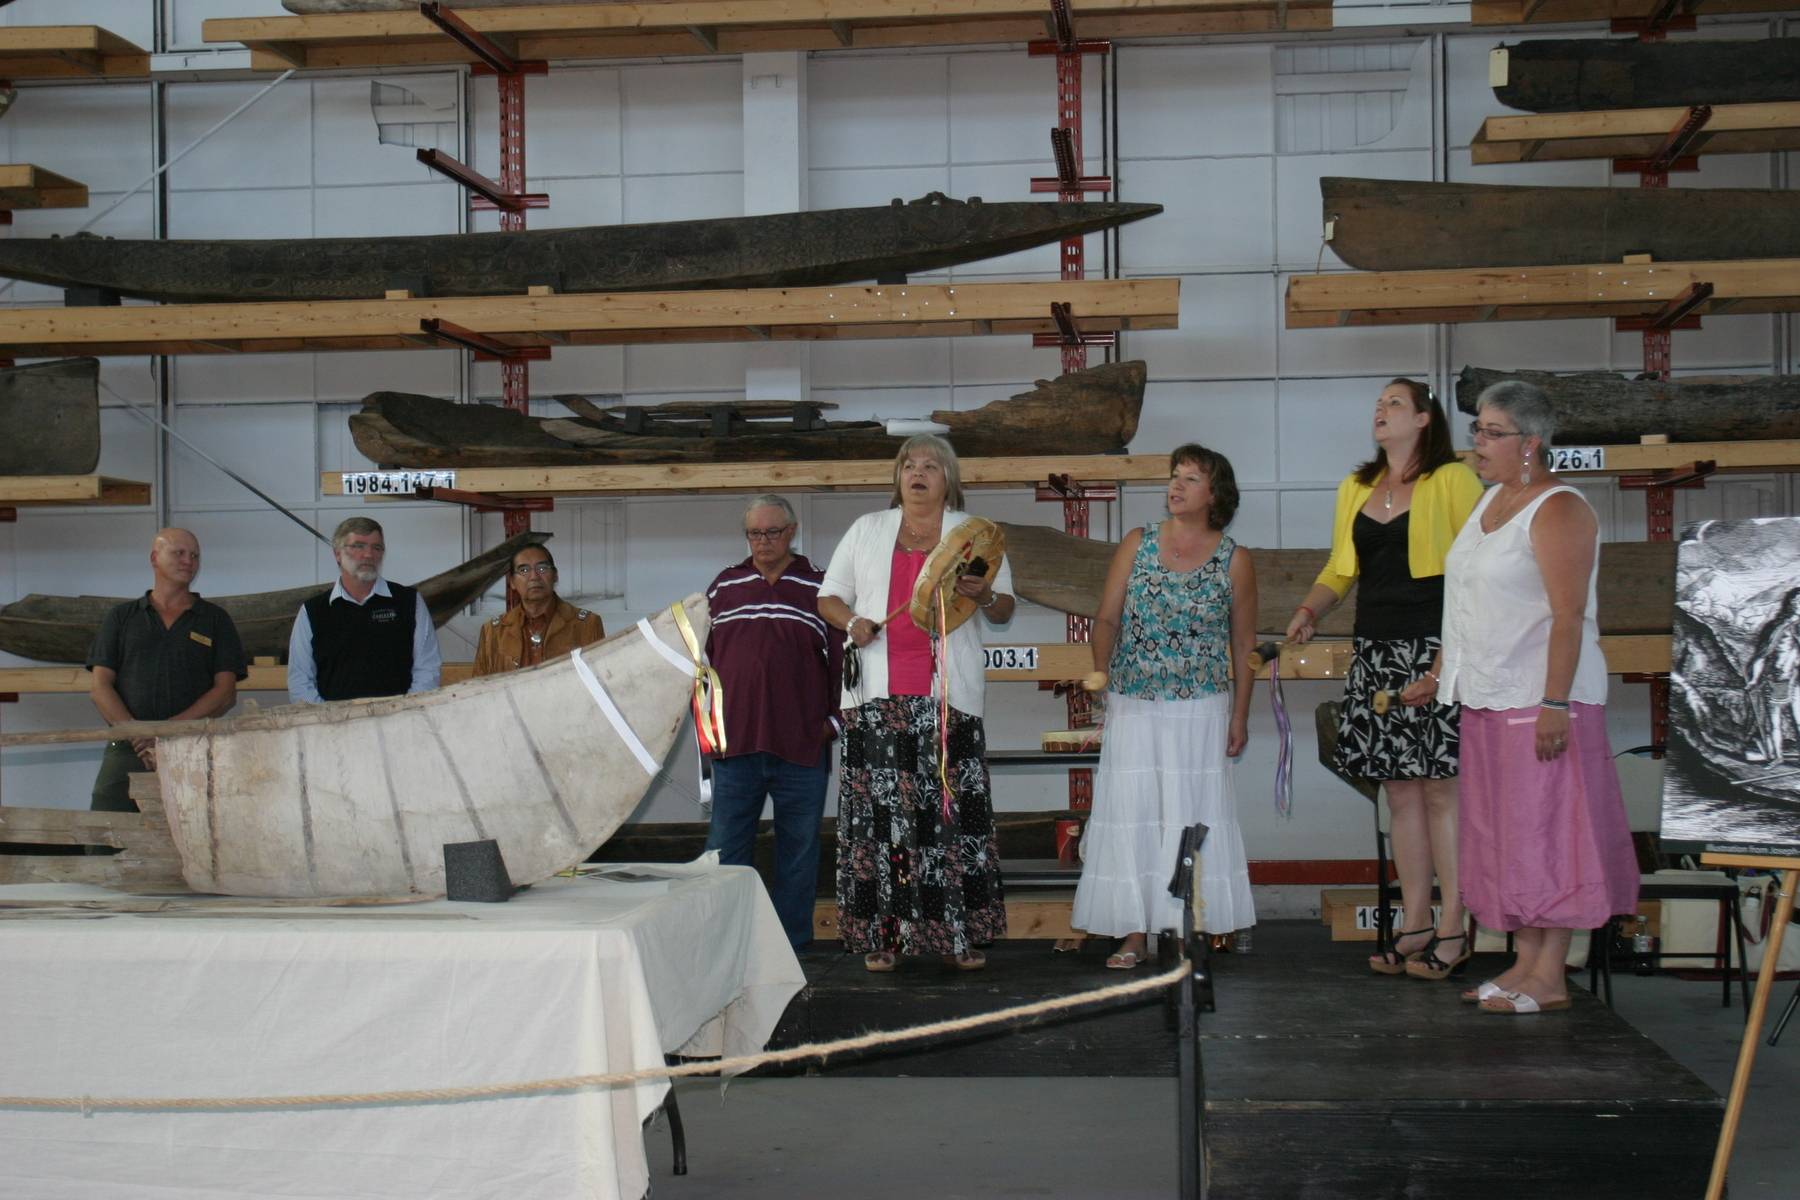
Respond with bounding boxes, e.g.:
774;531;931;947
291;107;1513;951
1401;379;1638;1014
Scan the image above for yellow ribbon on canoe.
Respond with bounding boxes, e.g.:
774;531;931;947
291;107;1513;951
670;600;728;757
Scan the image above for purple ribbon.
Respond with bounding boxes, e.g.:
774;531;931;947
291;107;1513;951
1270;657;1294;818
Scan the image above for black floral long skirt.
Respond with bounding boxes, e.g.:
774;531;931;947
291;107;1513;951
836;696;1008;955
1333;635;1460;781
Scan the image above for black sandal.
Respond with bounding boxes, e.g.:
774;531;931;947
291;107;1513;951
1405;932;1471;981
1369;927;1433;976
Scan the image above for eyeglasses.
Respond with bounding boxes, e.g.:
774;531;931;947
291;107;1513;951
512;562;555;577
745;526;793;542
1468;421;1524;442
343;540;385;554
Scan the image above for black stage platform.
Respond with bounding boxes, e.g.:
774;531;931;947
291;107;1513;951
768;920;1723;1198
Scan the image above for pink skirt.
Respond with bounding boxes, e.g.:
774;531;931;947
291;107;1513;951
1458;704;1640;932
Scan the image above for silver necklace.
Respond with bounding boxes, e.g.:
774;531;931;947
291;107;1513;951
1384;486;1393;511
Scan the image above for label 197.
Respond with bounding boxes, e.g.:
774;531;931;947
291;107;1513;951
340;470;456;496
984;645;1039;671
1549;446;1605;473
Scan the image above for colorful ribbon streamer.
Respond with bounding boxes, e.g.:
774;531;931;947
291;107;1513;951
1269;653;1294;819
670;600;728;758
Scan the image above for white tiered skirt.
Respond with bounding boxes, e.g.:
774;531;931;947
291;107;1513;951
1072;691;1256;937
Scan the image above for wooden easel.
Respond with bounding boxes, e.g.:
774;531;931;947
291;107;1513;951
1699;851;1800;1200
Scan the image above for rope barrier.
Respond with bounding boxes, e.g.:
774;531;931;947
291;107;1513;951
0;960;1189;1114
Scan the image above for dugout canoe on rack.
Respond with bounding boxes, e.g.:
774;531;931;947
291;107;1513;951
997;522;1678;635
1457;367;1800;444
0;531;547;664
0;599;710;900
349;361;1145;467
1491;38;1800;113
0;358;100;476
0;195;1162;304
1320;178;1800;271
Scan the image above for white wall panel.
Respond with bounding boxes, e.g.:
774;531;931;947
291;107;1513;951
947;51;1099;165
1118;45;1275;159
472;66;623;181
1119;157;1275;274
620;63;744;176
470;174;621;234
809;56;949;170
1131;273;1278;382
1608;314;1775;371
1132;380;1279;483
172;404;318;509
7;86;153;193
317;350;459;404
482;345;624;396
312;78;454;188
167;187;314;239
1278;485;1339;547
1276;376;1393;482
623;342;751;393
811;337;952;389
95;405;157;484
11;511;160;597
173;353;315;405
179;508;325;597
318;401;373;477
1446;148;1606;187
313;181;460;236
621;171;741;222
949;328;1066;386
166;80;314;192
1451;317;1611;372
623;497;761;610
1278;282;1431;376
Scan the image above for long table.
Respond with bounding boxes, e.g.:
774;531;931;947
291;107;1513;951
0;862;803;1199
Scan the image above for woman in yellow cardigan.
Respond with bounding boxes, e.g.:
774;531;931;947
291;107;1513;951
1286;379;1483;980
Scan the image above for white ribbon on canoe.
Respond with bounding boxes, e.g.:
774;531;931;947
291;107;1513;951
568;649;659;775
636;617;696;675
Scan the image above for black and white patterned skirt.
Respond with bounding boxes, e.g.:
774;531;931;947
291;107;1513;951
1332;635;1460;782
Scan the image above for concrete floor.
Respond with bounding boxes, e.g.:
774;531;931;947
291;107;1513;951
643;960;1800;1198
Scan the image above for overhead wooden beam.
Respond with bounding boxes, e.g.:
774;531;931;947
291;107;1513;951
203;0;1330;71
0;165;88;212
0;476;151;507
1286;259;1800;329
321;455;1174;499
0;279;1180;359
1472;101;1800;165
0;26;150;80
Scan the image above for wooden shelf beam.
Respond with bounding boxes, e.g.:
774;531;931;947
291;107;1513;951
323;455;1174;499
1285;259;1800;329
0;476;150;507
203;0;1329;71
0;278;1178;359
0;26;150;80
0;165;88;212
1472;0;1800;24
1472;102;1800;166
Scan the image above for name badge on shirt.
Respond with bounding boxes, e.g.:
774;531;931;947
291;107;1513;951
189;631;214;647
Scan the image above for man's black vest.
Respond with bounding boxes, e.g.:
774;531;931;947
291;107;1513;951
304;582;418;702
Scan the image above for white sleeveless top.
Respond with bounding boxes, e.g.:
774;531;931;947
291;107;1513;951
1438;484;1608;711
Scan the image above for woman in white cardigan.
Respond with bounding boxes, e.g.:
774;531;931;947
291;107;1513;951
818;435;1015;971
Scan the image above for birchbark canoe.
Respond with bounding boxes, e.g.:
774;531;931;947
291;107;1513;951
1322;177;1800;271
0;196;1162;304
0;598;710;899
349;360;1146;467
997;522;1678;635
1457;367;1800;445
0;358;99;476
1492;38;1800;113
0;531;547;664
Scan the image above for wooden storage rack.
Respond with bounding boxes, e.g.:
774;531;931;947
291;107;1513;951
0;26;149;80
322;454;1173;499
1285;258;1800;329
203;0;1329;72
0;279;1178;359
0;476;150;508
1472;102;1800;167
0;165;87;213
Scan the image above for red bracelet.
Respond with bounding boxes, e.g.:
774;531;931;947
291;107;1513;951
1297;605;1317;624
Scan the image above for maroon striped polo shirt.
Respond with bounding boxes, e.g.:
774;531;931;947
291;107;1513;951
704;555;843;765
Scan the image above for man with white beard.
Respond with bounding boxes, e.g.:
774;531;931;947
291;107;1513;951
286;516;442;703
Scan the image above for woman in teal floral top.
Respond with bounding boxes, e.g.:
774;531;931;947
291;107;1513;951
1072;444;1259;968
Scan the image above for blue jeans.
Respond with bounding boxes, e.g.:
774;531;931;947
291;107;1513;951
705;749;831;949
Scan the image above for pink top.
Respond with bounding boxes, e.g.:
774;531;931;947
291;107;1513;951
885;546;934;696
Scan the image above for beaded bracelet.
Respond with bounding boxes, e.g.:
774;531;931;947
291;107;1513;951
1540;697;1570;711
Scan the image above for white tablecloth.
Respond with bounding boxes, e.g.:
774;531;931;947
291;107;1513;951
0;862;804;1200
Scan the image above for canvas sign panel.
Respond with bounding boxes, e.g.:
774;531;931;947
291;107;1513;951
1662;516;1800;856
